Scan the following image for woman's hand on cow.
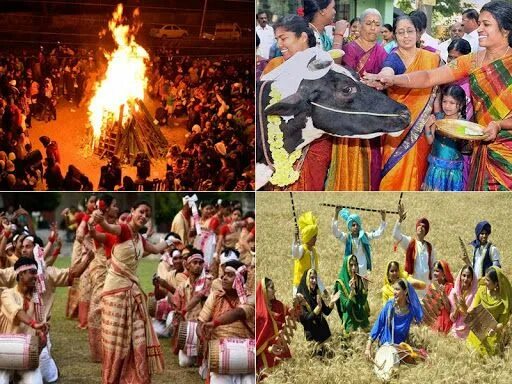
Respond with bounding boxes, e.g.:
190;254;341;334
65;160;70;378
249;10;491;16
483;121;501;142
362;72;393;90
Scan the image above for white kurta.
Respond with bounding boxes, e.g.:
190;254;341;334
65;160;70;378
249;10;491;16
331;219;387;276
256;24;275;60
473;243;501;280
392;221;436;299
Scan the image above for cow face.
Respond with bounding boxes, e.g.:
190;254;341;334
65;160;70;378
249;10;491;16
264;64;410;150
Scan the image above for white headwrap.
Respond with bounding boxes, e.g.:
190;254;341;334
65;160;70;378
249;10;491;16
183;194;201;236
225;265;247;304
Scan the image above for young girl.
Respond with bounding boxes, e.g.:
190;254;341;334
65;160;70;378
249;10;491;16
422;85;467;191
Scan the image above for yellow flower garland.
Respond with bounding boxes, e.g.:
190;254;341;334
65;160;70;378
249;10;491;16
267;84;302;187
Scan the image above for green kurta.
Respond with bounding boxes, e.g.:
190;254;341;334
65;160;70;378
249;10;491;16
334;255;370;332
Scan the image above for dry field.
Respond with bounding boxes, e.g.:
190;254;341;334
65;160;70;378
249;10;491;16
256;192;512;384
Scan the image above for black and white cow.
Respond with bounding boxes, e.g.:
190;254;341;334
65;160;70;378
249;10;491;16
256;58;411;188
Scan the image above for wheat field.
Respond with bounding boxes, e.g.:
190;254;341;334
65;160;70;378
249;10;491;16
256;192;512;384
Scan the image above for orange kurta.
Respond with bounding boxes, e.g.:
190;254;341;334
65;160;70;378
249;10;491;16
380;49;440;190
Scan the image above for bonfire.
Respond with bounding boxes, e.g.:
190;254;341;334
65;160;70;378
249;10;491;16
88;4;167;163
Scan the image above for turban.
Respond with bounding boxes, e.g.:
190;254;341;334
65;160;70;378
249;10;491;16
416;218;430;235
471;221;491;247
339;208;362;232
297;211;318;244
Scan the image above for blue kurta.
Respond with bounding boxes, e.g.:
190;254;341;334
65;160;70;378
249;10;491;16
370;299;415;344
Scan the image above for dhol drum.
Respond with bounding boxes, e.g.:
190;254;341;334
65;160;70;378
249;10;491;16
177;321;200;356
208;338;255;375
0;334;39;370
373;344;400;382
147;295;157;318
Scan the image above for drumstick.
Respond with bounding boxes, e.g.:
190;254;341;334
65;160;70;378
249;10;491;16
320;203;399;215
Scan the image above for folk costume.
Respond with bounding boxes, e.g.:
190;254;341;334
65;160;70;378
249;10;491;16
333;254;370;333
370;279;423;345
393;218;436;299
292;212;324;294
332;208;386;276
426;260;454;333
466;267;512;356
256;278;292;375
297;269;332;354
100;223;164;383
470;221;501;280
448;266;478;339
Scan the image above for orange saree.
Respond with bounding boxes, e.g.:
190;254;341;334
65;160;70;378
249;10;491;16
380;49;440;191
449;53;512;190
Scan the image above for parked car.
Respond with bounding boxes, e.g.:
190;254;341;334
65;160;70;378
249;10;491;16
214;23;241;40
150;24;188;38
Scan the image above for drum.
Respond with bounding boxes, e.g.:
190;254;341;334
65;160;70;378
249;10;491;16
164;311;176;338
177;321;199;356
373;344;400;382
0;334;39;370
147;295;157;318
155;299;172;321
208;338;255;375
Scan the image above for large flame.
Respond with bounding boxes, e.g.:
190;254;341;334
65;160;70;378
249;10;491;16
88;4;149;147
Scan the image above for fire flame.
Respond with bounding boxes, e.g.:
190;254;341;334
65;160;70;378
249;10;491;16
88;4;149;147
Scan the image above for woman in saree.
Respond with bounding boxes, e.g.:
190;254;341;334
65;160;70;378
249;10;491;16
365;278;423;360
327;8;388;191
296;268;337;356
262;14;341;190
364;15;440;190
334;254;370;332
215;207;243;257
425;260;454;333
466;266;512;356
290;0;347;190
256;278;292;377
92;201;170;383
365;1;512;190
86;194;119;362
448;265;478;339
382;260;426;305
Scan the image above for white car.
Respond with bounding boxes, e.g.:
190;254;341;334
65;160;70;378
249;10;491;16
150;24;188;38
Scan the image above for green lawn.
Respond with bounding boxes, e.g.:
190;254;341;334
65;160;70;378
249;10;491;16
50;258;202;384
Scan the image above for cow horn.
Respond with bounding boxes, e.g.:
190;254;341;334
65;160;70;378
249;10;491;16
307;58;331;71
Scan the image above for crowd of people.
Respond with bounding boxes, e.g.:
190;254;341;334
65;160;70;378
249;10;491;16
0;194;255;383
148;49;254;191
0;39;254;191
257;0;512;192
257;203;512;379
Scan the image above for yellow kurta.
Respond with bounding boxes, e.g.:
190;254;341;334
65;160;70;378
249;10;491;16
293;245;319;288
466;285;511;356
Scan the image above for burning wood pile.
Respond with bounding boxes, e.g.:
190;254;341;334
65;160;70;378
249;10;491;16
88;4;167;164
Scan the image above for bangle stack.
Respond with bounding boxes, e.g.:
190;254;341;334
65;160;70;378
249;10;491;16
29;319;37;329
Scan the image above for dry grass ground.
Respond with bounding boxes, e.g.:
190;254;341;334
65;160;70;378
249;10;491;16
50;257;202;384
256;192;512;384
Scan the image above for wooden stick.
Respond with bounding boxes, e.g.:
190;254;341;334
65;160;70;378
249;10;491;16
356;273;372;283
320;203;399;215
290;192;299;241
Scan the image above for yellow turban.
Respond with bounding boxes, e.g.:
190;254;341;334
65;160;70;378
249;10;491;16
298;211;318;244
